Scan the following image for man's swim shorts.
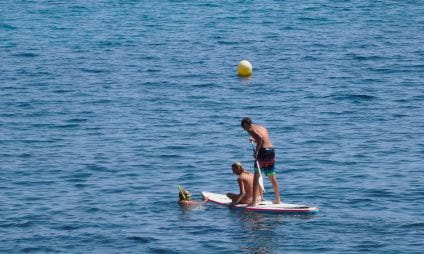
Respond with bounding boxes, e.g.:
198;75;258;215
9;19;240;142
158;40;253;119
253;147;276;176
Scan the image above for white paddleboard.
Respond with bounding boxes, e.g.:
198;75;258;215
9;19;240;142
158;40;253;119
202;191;319;214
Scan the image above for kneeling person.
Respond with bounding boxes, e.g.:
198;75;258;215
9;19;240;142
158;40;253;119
227;162;263;205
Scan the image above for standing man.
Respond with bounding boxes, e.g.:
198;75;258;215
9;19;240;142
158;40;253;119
241;117;281;206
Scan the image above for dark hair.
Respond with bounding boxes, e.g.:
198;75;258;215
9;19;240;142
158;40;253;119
241;117;252;127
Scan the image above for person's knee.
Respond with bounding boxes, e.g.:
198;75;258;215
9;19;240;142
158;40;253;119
227;193;237;199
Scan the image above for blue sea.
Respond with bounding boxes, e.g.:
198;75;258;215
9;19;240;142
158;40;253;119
1;1;423;253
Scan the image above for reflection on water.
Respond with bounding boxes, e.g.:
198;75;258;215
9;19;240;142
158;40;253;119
230;210;317;254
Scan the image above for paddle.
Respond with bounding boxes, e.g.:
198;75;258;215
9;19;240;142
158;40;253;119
251;141;265;193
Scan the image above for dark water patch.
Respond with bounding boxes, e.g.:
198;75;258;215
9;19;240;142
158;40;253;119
400;222;424;229
66;177;87;183
217;40;238;45
391;113;409;118
346;173;368;180
1;220;34;228
354;240;387;252
74;183;88;189
364;189;395;198
298;16;330;23
146;68;161;73
368;67;408;74
21;246;56;253
129;185;150;191
188;226;225;235
18;153;33;158
12;52;39;58
299;139;326;145
85;164;114;172
0;153;13;158
347;198;375;206
98;40;122;47
51;124;81;129
83;99;114;104
52;89;73;94
127;236;157;244
158;153;182;159
411;95;424;101
52;224;82;231
85;207;101;213
102;188;126;194
79;68;110;74
0;112;19;118
0;23;17;30
22;195;45;202
13;180;56;188
346;53;386;61
147;247;178;254
69;171;93;179
28;123;80;130
65;118;88;123
117;172;139;178
314;159;354;166
331;93;378;102
302;55;320;61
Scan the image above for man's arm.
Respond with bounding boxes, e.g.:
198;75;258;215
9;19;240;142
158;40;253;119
250;130;264;159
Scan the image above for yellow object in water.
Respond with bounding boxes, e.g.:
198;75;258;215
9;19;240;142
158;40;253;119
237;60;253;77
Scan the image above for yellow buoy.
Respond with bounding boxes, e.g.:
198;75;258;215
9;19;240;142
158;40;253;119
237;60;253;77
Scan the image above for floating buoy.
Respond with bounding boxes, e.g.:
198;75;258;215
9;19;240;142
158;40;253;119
237;60;253;77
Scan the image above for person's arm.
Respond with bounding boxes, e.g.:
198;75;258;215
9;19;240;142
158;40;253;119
251;131;264;159
232;178;246;205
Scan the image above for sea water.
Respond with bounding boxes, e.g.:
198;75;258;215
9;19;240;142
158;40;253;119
1;1;423;253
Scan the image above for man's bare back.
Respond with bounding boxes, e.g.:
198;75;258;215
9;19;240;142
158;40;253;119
247;124;273;149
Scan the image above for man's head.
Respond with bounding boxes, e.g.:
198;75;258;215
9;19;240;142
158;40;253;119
241;117;252;130
231;162;244;175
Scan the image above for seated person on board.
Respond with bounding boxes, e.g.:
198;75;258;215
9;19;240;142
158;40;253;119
226;162;263;205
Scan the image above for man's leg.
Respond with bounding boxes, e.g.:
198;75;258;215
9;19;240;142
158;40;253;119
226;193;239;202
269;175;281;204
248;171;260;207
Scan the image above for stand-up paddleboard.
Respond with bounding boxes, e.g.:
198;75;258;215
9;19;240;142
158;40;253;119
202;191;319;214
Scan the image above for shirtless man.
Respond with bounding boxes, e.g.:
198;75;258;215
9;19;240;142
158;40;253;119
241;117;281;206
226;162;262;205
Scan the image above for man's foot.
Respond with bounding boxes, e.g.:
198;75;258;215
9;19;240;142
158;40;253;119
273;199;281;204
247;201;257;207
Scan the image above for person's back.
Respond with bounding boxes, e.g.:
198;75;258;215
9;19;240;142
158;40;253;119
250;124;273;148
239;171;256;202
227;162;262;205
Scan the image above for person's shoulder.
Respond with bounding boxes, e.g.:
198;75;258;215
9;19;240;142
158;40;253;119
257;124;267;130
179;200;200;207
240;172;253;178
